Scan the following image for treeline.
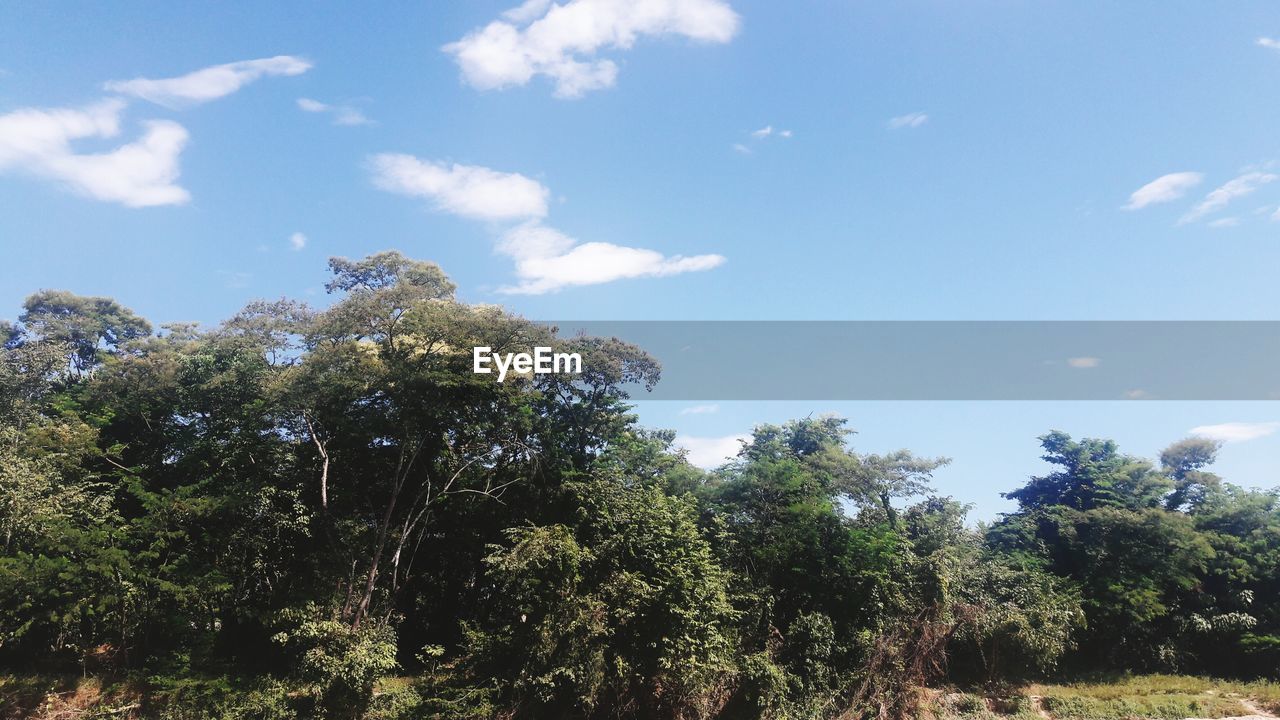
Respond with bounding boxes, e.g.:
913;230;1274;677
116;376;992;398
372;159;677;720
1;252;1277;719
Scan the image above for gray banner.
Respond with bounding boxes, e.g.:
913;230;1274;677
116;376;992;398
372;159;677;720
542;321;1280;400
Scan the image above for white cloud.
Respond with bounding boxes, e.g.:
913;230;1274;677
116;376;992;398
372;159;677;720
502;0;556;23
289;232;307;250
1180;171;1278;224
1122;389;1150;400
297;97;371;126
1259;37;1280;51
0;99;189;207
369;153;550;221
370;154;725;292
1067;356;1100;368
680;403;719;415
748;125;792;141
105;56;312;107
888;112;928;129
496;221;725;294
1190;421;1280;443
1208;217;1241;228
333;108;369;126
297;98;327;113
731;143;751;154
1123;171;1203;210
674;433;747;468
443;0;740;98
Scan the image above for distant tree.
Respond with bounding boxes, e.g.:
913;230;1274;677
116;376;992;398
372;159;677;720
1161;437;1223;511
19;290;151;374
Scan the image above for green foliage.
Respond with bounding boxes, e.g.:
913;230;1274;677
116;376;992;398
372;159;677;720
2;255;1279;719
271;609;399;716
469;478;738;716
1038;691;1246;720
990;432;1278;675
19;290;151;374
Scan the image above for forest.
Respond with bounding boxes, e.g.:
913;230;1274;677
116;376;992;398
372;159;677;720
1;251;1278;719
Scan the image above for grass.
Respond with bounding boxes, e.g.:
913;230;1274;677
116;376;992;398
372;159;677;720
934;675;1280;720
3;673;1278;719
0;674;146;719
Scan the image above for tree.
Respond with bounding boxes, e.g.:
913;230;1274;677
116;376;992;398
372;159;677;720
1161;437;1223;511
468;477;737;717
19;291;151;374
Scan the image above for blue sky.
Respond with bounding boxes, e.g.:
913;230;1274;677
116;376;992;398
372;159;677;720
2;1;1279;518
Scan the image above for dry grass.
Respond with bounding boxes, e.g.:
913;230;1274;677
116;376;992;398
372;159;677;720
0;675;144;719
935;675;1280;720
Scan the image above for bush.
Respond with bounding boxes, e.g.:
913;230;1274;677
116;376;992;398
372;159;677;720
271;609;398;717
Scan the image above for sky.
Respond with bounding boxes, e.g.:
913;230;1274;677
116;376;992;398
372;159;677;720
2;1;1279;518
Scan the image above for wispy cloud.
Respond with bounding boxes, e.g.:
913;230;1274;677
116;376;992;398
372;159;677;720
297;97;371;126
1124;171;1203;210
1208;217;1241;228
369;154;550;221
289;232;307;250
735;124;792;154
1067;357;1100;369
443;0;740;98
370;154;725;293
888;112;928;129
750;125;791;139
0;99;189;207
1180;171;1278;224
495;221;725;294
680;404;720;415
675;433;747;468
1;55;306;206
105;56;312;107
1190;421;1280;443
1258;37;1280;51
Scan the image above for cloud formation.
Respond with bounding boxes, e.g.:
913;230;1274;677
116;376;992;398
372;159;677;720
1;56;309;206
1190;421;1280;443
290;232;307;250
751;125;791;139
297;97;371;126
680;404;719;415
888;112;928;129
1180;171;1277;224
0;99;189;207
443;0;740;98
1066;357;1100;369
369;154;551;221
369;153;724;293
734;124;792;154
496;221;724;294
1124;171;1203;210
1259;37;1280;51
105;56;312;107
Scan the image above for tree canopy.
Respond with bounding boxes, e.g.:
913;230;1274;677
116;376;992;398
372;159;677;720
1;253;1277;719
